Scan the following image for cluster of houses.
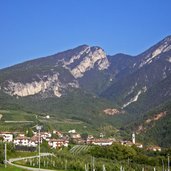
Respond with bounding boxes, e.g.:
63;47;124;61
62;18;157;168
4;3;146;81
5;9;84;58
0;131;68;149
0;130;161;152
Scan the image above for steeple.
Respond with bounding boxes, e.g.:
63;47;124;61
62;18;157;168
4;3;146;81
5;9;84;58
132;132;135;144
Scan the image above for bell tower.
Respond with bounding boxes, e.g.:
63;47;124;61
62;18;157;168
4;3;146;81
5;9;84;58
132;132;135;144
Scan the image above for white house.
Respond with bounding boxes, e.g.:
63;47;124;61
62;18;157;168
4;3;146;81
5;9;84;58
53;130;63;138
14;135;43;147
70;133;81;139
0;132;13;142
40;132;52;141
135;143;143;148
68;129;76;133
48;139;69;148
45;115;50;119
30;135;43;146
18;133;25;137
147;146;161;151
120;141;143;148
91;139;113;146
14;136;30;146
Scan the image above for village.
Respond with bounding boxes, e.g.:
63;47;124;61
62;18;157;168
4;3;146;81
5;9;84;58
0;127;162;152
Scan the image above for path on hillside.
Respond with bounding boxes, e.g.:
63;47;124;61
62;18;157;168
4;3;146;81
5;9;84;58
8;153;56;171
5;120;34;123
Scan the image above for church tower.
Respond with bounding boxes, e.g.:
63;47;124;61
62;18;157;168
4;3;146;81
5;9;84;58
132;132;135;144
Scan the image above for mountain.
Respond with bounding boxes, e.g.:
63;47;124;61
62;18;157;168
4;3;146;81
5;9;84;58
0;45;119;127
0;35;171;146
102;36;171;112
0;45;109;97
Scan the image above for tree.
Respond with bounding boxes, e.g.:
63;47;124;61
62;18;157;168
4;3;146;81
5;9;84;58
89;143;137;160
40;140;51;152
0;136;4;142
81;133;88;140
0;142;4;164
26;128;33;137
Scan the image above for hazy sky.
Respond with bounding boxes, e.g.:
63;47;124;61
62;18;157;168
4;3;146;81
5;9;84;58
0;0;171;69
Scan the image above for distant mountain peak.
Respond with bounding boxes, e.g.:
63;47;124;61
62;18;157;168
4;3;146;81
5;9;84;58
73;44;90;51
162;35;171;42
137;35;171;68
62;45;109;78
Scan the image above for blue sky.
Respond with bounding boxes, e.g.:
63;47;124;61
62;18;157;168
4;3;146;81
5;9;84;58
0;0;171;69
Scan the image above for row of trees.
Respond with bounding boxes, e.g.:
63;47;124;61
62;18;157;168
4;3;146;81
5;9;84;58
89;143;171;167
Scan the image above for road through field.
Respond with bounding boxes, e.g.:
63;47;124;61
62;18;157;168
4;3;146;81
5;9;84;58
8;153;56;171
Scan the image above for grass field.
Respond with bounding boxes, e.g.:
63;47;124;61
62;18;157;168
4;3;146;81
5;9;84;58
0;110;37;131
0;109;118;138
0;165;28;171
0;110;36;121
0;109;95;134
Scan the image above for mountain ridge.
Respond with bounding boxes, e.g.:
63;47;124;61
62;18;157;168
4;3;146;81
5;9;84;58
0;35;171;146
1;35;171;108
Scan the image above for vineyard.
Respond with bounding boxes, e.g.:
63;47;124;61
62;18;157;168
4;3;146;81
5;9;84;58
70;145;91;154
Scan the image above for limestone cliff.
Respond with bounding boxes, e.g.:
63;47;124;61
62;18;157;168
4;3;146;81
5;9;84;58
0;45;109;98
3;73;79;97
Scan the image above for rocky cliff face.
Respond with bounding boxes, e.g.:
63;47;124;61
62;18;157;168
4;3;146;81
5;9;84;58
62;46;109;78
136;36;171;68
0;45;109;98
2;73;80;98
